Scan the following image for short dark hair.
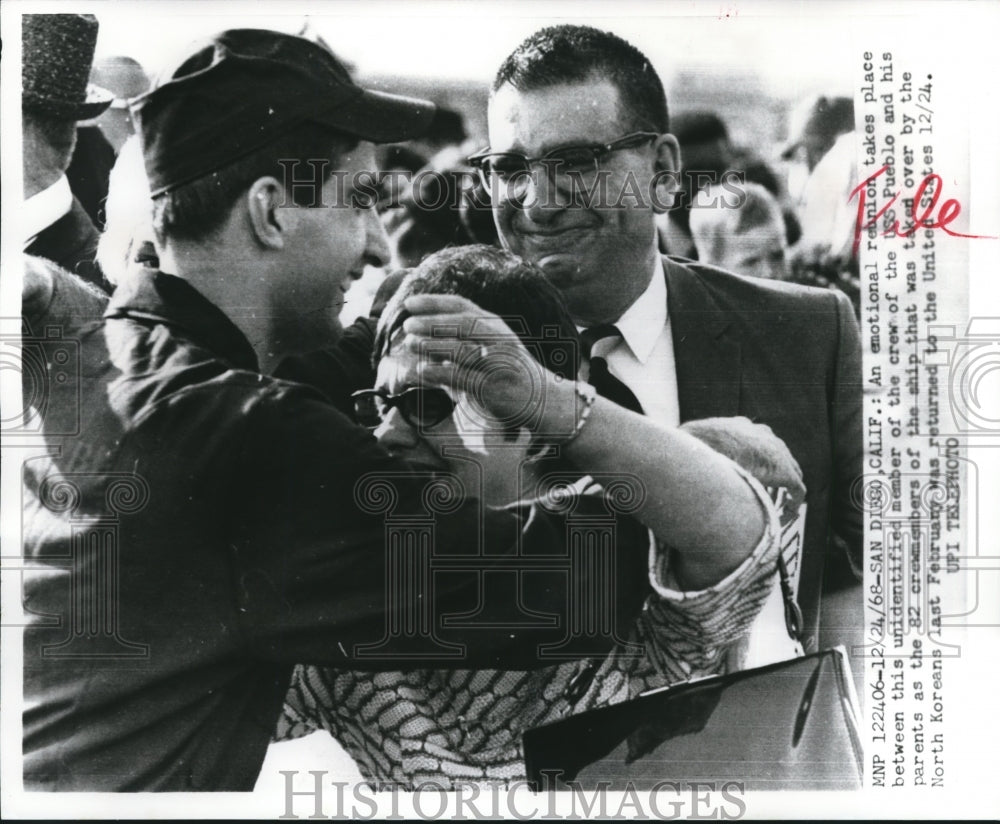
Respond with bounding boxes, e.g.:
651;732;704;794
671;111;729;146
151;121;358;243
492;25;668;134
375;244;580;379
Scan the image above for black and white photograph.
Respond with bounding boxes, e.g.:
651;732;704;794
2;0;998;818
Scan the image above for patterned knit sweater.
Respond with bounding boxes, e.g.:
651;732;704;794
276;468;780;788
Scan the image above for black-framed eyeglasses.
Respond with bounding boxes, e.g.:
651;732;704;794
351;387;456;430
468;131;659;201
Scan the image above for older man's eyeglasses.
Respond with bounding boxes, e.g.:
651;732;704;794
352;387;456;430
468;131;659;201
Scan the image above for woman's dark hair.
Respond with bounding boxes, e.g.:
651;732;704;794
375;245;581;456
375;244;581;380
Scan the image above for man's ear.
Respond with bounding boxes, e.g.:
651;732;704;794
246;177;286;250
651;134;682;214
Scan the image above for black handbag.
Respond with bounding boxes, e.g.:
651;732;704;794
522;646;863;792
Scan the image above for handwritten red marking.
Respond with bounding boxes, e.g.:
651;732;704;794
850;165;997;256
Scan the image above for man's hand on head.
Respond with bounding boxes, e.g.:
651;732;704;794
399;293;573;435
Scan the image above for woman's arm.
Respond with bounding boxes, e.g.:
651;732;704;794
401;294;804;591
555;396;784;589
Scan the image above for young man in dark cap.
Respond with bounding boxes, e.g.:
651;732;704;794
22;13;113;289
23;26;780;793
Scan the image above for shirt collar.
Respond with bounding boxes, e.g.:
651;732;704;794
23;175;73;246
610;257;668;364
105;269;260;372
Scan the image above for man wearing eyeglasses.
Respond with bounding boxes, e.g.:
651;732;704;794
471;25;863;656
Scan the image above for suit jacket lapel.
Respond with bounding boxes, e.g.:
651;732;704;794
664;256;742;422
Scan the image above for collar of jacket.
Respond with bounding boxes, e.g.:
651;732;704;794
104;268;260;372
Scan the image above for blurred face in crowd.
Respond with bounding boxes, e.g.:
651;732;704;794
800;132;836;173
487;79;679;327
364;337;533;506
715;217;789;281
690;183;788;281
95;106;137;155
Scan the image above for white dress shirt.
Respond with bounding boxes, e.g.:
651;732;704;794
583;258;797;669
24;175;73;247
582;257;680;428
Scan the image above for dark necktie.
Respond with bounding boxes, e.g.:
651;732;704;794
580;324;644;415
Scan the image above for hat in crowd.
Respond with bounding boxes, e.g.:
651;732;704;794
779;95;854;160
90;55;150;109
22;14;113;120
132;28;436;196
671;111;730;146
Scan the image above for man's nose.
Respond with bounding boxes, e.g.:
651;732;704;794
517;164;567;223
373;405;419;451
363;208;392;269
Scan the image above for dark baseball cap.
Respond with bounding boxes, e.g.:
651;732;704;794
132;29;436;196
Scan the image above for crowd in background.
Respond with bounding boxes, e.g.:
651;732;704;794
27;21;862;323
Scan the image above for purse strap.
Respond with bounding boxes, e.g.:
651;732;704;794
770;486;806;648
777;549;806;650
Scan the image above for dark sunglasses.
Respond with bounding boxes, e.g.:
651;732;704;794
351;387;456;430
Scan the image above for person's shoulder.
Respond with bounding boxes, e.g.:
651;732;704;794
665;255;843;312
101;315;332;436
175;359;344;425
275;317;376;414
239;365;377;450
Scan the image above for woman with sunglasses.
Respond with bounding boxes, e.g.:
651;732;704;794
277;245;803;787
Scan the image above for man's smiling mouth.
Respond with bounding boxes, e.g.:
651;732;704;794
515;224;595;241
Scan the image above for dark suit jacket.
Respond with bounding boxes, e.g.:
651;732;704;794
663;256;862;650
25;196;108;292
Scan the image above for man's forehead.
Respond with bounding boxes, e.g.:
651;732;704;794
487;79;627;151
